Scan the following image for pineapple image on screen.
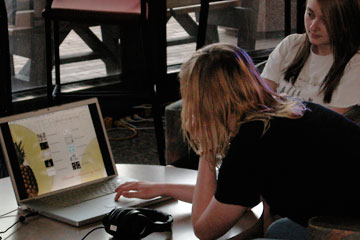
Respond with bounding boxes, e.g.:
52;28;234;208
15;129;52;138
14;140;39;198
9;124;54;195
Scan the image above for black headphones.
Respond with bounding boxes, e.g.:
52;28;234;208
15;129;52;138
102;207;173;239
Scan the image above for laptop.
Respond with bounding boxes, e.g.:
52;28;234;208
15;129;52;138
0;98;168;226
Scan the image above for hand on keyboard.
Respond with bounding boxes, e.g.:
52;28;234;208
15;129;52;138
114;181;164;201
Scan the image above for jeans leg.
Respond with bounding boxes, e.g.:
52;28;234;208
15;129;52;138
256;218;306;240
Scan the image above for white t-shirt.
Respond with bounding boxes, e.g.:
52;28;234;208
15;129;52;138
261;33;360;108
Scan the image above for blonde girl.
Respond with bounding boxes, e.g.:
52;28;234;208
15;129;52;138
115;43;360;240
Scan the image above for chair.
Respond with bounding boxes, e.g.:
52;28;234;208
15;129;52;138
308;216;360;240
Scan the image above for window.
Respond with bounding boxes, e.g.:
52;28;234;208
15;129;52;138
5;0;302;94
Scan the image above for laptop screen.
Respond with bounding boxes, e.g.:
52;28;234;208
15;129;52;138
0;99;116;201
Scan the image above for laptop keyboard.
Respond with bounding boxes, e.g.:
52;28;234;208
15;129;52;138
39;178;133;208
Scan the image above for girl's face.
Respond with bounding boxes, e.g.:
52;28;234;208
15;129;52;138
304;0;331;55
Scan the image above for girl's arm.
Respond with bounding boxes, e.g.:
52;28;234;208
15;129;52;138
264;78;352;115
191;156;248;240
115;157;249;239
264;78;278;92
329;106;352;115
114;181;194;203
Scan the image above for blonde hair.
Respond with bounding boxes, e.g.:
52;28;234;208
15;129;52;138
180;43;306;165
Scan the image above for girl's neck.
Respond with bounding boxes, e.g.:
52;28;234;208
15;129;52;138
311;44;332;56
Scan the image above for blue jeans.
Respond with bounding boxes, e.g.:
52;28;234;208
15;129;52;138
253;218;307;240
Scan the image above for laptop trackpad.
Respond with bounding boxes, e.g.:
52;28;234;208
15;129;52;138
102;193;166;208
103;193;139;208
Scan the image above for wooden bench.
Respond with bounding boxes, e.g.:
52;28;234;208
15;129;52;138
166;0;243;46
7;0;258;89
166;0;259;50
8;0;123;86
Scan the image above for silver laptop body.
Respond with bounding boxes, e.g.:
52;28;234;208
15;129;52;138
0;98;166;226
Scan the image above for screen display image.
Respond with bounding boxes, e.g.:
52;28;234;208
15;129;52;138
8;105;107;199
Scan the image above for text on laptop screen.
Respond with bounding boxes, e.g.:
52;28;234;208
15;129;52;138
4;104;110;200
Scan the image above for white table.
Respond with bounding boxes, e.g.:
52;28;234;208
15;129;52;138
0;164;262;239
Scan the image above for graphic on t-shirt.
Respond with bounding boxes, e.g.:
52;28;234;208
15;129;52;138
8;105;106;198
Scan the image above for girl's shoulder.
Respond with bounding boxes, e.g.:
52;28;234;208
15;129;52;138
272;33;306;57
347;51;360;68
284;33;306;43
279;33;306;49
331;50;360;107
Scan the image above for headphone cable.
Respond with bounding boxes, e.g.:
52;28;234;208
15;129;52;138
81;226;105;240
0;209;19;218
0;219;23;235
0;212;102;240
0;211;38;235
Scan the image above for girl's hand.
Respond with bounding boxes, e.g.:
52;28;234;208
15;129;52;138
114;181;164;201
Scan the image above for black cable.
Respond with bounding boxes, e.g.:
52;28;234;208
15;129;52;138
81;226;105;240
1;213;103;240
0;211;38;235
0;209;19;217
23;211;38;219
107;121;137;141
0;219;22;234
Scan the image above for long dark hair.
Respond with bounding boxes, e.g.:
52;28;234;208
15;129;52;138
283;0;360;103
